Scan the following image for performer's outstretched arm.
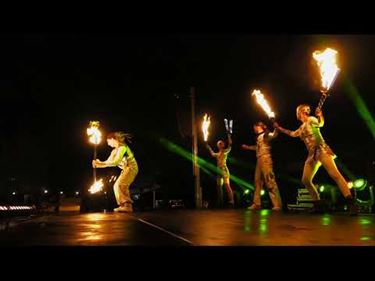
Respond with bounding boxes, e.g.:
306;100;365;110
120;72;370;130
241;144;256;150
273;122;301;138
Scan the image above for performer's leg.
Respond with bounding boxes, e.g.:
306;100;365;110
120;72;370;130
113;173;122;207
319;153;358;215
319;153;351;197
262;164;282;210
216;176;224;208
114;167;138;212
250;162;262;209
224;177;234;206
301;160;321;201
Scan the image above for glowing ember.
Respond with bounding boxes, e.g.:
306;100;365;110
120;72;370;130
202;114;211;142
88;179;104;194
313;48;340;92
251;90;275;119
87;121;102;145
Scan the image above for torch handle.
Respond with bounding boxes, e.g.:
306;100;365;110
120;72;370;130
317;92;329;111
93;146;97;183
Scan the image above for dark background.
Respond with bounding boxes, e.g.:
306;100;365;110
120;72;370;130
0;33;374;206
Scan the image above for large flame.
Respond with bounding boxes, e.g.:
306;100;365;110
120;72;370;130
88;179;104;194
251;90;275;119
87;121;102;145
202;114;211;142
313;48;340;92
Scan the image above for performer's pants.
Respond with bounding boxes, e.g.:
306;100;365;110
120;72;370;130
114;161;138;206
302;150;351;201
253;156;282;208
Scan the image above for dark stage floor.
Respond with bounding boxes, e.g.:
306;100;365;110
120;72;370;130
0;210;374;246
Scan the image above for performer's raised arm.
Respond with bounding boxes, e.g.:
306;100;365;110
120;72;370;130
315;108;325;127
224;134;232;153
206;143;217;157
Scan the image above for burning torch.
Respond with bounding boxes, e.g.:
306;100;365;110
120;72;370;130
251;89;276;122
202;113;211;142
87;121;102;183
224;118;233;135
312;48;340;111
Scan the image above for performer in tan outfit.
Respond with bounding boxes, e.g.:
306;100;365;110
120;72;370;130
274;104;358;215
93;132;138;213
242;122;282;211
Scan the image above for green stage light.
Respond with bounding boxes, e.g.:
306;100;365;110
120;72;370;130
319;185;325;192
261;190;265;196
244;189;250;195
353;178;367;191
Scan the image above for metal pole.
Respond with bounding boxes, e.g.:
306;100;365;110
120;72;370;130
153;190;156;209
191;86;202;208
93;145;97;183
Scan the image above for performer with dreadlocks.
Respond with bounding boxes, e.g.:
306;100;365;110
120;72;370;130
206;134;234;208
274;105;358;215
93;132;138;213
241;121;282;211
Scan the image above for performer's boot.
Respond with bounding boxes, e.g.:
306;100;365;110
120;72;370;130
248;204;261;210
345;195;359;216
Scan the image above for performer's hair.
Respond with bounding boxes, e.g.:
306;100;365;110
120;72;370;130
296;104;311;118
107;131;132;144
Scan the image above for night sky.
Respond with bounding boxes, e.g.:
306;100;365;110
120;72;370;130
1;33;374;203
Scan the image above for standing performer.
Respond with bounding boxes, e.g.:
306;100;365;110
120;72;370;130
241;122;282;211
93;132;138;213
206;134;234;208
274;104;358;215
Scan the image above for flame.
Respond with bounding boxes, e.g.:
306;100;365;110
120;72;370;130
202;114;211;142
313;48;340;92
88;179;104;194
87;121;102;145
251;90;275;119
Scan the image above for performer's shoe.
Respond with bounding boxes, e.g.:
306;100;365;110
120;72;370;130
114;203;133;213
248;204;261;210
271;207;281;211
345;195;359;216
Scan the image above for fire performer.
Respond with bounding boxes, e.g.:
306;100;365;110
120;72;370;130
92;132;138;213
206;134;234;208
274;105;359;215
241;122;282;211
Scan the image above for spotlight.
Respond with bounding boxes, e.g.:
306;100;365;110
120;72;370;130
319;185;325;192
353;179;367;191
261;190;265;196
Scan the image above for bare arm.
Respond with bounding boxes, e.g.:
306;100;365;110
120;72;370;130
274;122;301;138
315;108;324;127
224;134;232;153
241;144;256;151
93;146;127;168
206;144;217;157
